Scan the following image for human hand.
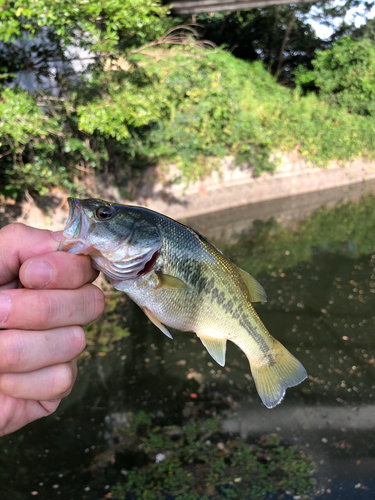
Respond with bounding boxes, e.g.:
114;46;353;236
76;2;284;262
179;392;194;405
0;223;105;437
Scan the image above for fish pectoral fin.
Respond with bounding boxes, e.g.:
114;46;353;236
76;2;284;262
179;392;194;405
198;334;226;367
142;306;173;339
156;271;189;290
249;339;307;409
238;268;267;303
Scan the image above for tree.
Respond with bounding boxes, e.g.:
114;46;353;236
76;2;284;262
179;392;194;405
0;0;171;198
173;1;374;84
1;0;374;200
0;0;170;91
351;16;375;41
295;36;375;116
0;0;169;49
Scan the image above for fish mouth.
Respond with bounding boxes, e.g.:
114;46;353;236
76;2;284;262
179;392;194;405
59;197;162;284
65;198;79;227
58;198;93;254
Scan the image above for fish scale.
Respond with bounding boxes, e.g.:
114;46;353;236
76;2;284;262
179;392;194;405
60;198;307;408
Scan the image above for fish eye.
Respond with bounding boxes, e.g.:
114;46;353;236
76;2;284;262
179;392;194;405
95;205;115;221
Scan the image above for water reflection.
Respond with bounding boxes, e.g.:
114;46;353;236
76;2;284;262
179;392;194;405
184;180;375;243
3;181;375;499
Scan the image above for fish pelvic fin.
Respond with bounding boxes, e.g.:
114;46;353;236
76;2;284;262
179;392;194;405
142;306;173;339
198;334;227;366
249;339;307;409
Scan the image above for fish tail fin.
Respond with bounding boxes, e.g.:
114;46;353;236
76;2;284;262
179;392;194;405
249;339;307;409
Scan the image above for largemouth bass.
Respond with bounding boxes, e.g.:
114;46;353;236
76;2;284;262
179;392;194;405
60;198;307;408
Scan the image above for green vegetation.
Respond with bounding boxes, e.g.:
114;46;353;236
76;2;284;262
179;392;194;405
1;1;375;199
0;87;99;197
0;0;168;49
104;412;316;499
77;46;375;183
176;2;373;83
295;37;375;116
176;8;326;85
0;0;169;199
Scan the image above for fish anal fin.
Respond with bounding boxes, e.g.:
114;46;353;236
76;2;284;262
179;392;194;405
156;271;189;290
238;268;267;303
198;334;226;367
249;339;307;409
142;306;173;339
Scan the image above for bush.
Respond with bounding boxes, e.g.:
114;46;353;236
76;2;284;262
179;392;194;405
295;37;375;116
0;88;105;198
78;47;375;182
0;0;170;199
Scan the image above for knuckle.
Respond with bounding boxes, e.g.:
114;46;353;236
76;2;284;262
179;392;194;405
0;373;16;395
66;326;86;357
0;223;26;241
32;293;54;328
39;400;61;416
0;331;23;372
55;254;84;287
54;254;94;288
94;287;106;317
53;362;76;398
82;285;105;325
69;257;85;284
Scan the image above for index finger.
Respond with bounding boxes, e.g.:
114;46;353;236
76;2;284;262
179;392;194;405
0;224;62;286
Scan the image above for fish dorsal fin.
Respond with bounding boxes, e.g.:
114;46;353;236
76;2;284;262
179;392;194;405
156;272;189;290
142;306;173;339
238;268;267;303
199;334;226;366
184;226;224;255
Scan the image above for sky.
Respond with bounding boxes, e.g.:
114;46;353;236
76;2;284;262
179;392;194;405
309;1;375;39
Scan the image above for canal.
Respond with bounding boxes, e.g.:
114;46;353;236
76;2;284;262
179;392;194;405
2;181;375;499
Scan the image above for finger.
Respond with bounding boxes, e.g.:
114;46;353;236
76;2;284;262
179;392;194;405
0;394;62;437
0;360;77;401
19;252;99;290
0;224;62;286
0;285;105;330
0;326;86;373
0;279;21;291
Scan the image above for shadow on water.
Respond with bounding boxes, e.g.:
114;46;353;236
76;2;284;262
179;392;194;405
3;181;375;499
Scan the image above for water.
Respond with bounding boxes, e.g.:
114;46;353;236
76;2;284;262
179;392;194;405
2;181;375;499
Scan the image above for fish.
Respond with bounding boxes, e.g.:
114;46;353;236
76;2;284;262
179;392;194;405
59;197;307;408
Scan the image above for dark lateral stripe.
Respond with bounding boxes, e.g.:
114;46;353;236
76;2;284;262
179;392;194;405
201;276;271;358
239;315;270;358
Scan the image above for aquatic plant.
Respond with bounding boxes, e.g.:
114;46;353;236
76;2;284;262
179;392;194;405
106;412;316;499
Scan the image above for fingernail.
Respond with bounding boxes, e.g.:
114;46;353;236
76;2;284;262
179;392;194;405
0;293;11;324
51;231;62;242
25;260;53;289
